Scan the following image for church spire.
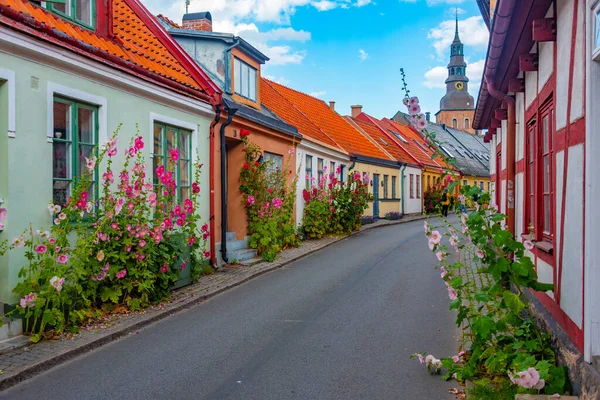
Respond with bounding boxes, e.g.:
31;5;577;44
453;9;461;43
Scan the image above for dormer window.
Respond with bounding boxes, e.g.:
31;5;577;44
234;57;257;102
48;0;95;30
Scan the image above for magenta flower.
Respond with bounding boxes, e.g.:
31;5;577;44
49;276;65;292
115;269;127;279
447;286;458;301
428;231;442;245
35;244;47;254
169;148;180;162
476;249;485;259
161;264;168;274
272;198;283;209
523;240;534;251
134;136;144;150
20;292;37;308
246;196;255;207
57;254;69;264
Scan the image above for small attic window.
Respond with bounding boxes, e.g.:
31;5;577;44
390;130;408;144
413;139;428;153
47;0;95;30
379;138;389;146
440;145;454;158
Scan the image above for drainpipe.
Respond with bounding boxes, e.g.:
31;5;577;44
400;164;407;214
209;105;222;267
219;105;238;264
485;75;516;234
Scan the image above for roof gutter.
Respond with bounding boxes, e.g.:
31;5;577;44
219;102;238;264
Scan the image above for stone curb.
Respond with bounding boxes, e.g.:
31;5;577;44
0;214;428;391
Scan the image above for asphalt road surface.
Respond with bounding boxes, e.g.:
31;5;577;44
2;218;459;400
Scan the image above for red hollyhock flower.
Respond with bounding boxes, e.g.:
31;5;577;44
268;188;273;194
243;163;250;170
240;129;250;137
255;161;259;167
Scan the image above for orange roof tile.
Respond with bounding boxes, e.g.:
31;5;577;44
265;81;393;161
261;79;344;151
382;118;452;170
0;0;219;101
349;118;415;165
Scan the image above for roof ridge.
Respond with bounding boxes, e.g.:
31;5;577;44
156;14;181;29
344;117;399;162
383;118;447;169
264;79;347;154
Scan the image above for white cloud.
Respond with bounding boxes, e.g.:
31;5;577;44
309;91;327;98
428;16;489;58
263;75;291;85
356;0;372;6
426;0;464;5
359;49;369;61
423;66;448;89
312;1;338;11
422;58;485;90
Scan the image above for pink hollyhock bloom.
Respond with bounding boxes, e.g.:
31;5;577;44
203;251;210;258
436;251;445;261
201;223;209;233
35;244;47;254
134;136;144;150
417;354;424;364
192;182;200;194
176;217;186;227
0;208;6;228
49;276;65;292
20;292;37;308
102;170;114;184
353;172;361;181
409;104;421;115
246;196;255;206
127;147;137;157
402;97;410;107
448;286;458;300
12;236;25;248
415;118;427;130
115;269;127;279
523;240;534;251
429;230;442;245
428;240;435;251
452;355;460;363
57;254;69;264
148;192;157;207
85;156;96;172
188;236;196;246
409;96;419;106
48;237;56;245
272;198;283;209
155;165;165;178
424;221;430;233
441;270;447;279
58;212;67;220
476;249;485;259
161;264;168;273
169;148;180;162
54;218;61;226
449;237;458;247
139;239;147;248
288;148;295;155
425;355;434;367
97;250;105;262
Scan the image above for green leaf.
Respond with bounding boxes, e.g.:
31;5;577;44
531;281;555;292
503;291;525;314
100;286;122;303
474;292;489;302
449;299;461;310
472;316;496;340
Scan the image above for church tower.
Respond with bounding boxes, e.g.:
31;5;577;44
435;14;478;135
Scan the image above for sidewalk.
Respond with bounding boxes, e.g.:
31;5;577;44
0;213;427;391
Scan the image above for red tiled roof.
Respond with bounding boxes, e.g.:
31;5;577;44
261;79;345;151
382;118;451;170
264;81;393;161
157;14;181;29
0;0;220;102
349;118;415;165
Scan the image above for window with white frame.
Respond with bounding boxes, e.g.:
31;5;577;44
48;0;95;30
52;97;98;206
153;123;192;202
234;58;257;101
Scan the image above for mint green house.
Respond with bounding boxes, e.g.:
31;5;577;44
0;0;222;317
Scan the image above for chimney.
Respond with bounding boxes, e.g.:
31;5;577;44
182;12;213;32
351;105;363;118
441;123;446;130
425;112;431;122
329;101;335;111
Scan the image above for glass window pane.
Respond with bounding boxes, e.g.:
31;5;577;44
53;181;71;207
596;10;600;49
167;127;176;155
78;106;95;144
76;0;92;26
241;63;249;98
78;145;94;178
234;59;241;95
543;116;549;153
179;131;191;159
543;155;550;192
530;196;535;226
181;187;190;202
179;160;190;186
53;0;71;15
529;164;534;193
544;195;551;233
54;101;71;140
249;67;256;101
53;142;70;179
154;124;163;155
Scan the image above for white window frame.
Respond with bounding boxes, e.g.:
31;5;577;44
593;1;600;60
148;113;198;160
234;58;258;102
0;69;16;138
47;82;107;144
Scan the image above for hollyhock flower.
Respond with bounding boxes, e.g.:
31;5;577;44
85;156;96;172
184;199;194;214
48;237;56;245
12;236;25;248
54;218;61;226
202;232;210;240
169;148;179;162
240;129;250;137
156;165;165;178
288;148;295;155
176;217;186;227
35;244;47;254
476;249;485;259
49;276;65;292
192;182;200;194
509;368;545;390
246;195;255;206
409;104;421;115
409;96;419;106
188;236;196;246
448;286;458;301
418;354;424;364
20;292;37;308
134;136;144;150
425;355;434;367
436;251;446;261
161;264;168;273
97;250;105;262
523;240;534;251
201;223;209;233
139;239;147;248
267;188;273;194
272;198;283;209
452;355;460;363
102;170;114;184
353;172;361;181
424;221;430;233
243;163;250;171
86;202;93;213
57;254;69;264
449;237;459;248
47;204;55;214
127;147;137;157
203;251;210;258
115;269;127;279
148;192;157;207
415;118;427;130
429;231;442;245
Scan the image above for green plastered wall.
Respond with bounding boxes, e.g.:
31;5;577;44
0;52;213;304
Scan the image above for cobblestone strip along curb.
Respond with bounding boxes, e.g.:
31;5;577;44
0;214;428;391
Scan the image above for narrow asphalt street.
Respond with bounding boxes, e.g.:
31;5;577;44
1;218;459;400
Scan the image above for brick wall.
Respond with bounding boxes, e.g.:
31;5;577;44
182;19;212;32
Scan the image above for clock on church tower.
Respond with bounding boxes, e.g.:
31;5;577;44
435;13;478;135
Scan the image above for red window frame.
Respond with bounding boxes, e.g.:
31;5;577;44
524;98;554;243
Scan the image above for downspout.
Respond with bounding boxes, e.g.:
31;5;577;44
219;105;238;264
400;164;407;214
209;105;222;267
485;75;516;234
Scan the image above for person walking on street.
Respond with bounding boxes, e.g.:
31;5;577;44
441;188;450;217
458;193;467;214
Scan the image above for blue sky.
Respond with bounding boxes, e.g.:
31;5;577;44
147;0;489;120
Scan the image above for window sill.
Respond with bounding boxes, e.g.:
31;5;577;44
522;234;554;255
